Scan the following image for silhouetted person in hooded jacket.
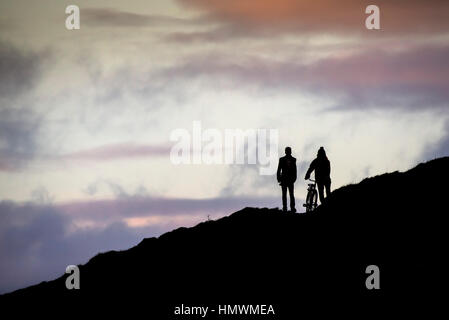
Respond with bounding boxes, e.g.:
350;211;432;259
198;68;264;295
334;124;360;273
277;147;297;212
305;147;331;204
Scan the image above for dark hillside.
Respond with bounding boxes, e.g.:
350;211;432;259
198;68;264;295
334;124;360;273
2;157;448;317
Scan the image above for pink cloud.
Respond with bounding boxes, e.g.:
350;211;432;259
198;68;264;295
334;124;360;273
0;143;170;171
56;195;278;223
177;0;449;35
161;43;449;109
60;143;170;161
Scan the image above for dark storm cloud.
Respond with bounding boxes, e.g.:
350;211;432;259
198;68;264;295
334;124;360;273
0;41;43;99
82;8;207;28
0;42;47;171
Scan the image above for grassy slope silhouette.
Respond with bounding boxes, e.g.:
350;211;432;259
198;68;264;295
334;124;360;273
1;157;447;315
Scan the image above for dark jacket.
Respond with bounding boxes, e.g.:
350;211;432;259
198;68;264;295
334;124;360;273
305;157;331;184
277;155;297;185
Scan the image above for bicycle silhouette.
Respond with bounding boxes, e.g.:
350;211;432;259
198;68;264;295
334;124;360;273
303;179;318;212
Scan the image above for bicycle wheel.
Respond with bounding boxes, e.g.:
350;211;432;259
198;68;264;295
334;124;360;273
311;190;318;210
305;191;313;212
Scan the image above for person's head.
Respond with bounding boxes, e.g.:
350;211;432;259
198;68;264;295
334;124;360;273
285;147;292;156
317;146;326;159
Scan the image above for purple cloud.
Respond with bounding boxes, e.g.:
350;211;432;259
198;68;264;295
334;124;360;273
57;194;279;221
0;194;279;294
159;44;449;110
60;143;170;162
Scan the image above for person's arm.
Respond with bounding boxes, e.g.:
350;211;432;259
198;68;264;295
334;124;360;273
304;159;315;180
293;158;297;183
277;158;282;182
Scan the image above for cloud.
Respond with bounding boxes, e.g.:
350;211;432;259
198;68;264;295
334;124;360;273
0;200;151;294
60;143;170;161
82;8;207;28
30;186;54;204
0;194;278;293
83;180;149;199
176;0;449;36
165;25;260;42
220;163;279;198
0;41;47;171
84;180;130;198
57;194;279;222
0;142;170;172
0;108;43;171
421;120;449;160
158;43;449;110
0;41;43;99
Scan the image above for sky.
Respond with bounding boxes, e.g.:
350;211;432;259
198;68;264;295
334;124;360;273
0;0;448;293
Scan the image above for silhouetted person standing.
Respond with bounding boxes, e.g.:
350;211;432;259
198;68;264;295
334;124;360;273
277;147;297;212
305;147;331;204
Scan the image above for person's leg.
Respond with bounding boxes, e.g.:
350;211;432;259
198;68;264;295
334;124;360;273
281;185;287;211
288;184;296;212
325;181;331;198
317;183;325;204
